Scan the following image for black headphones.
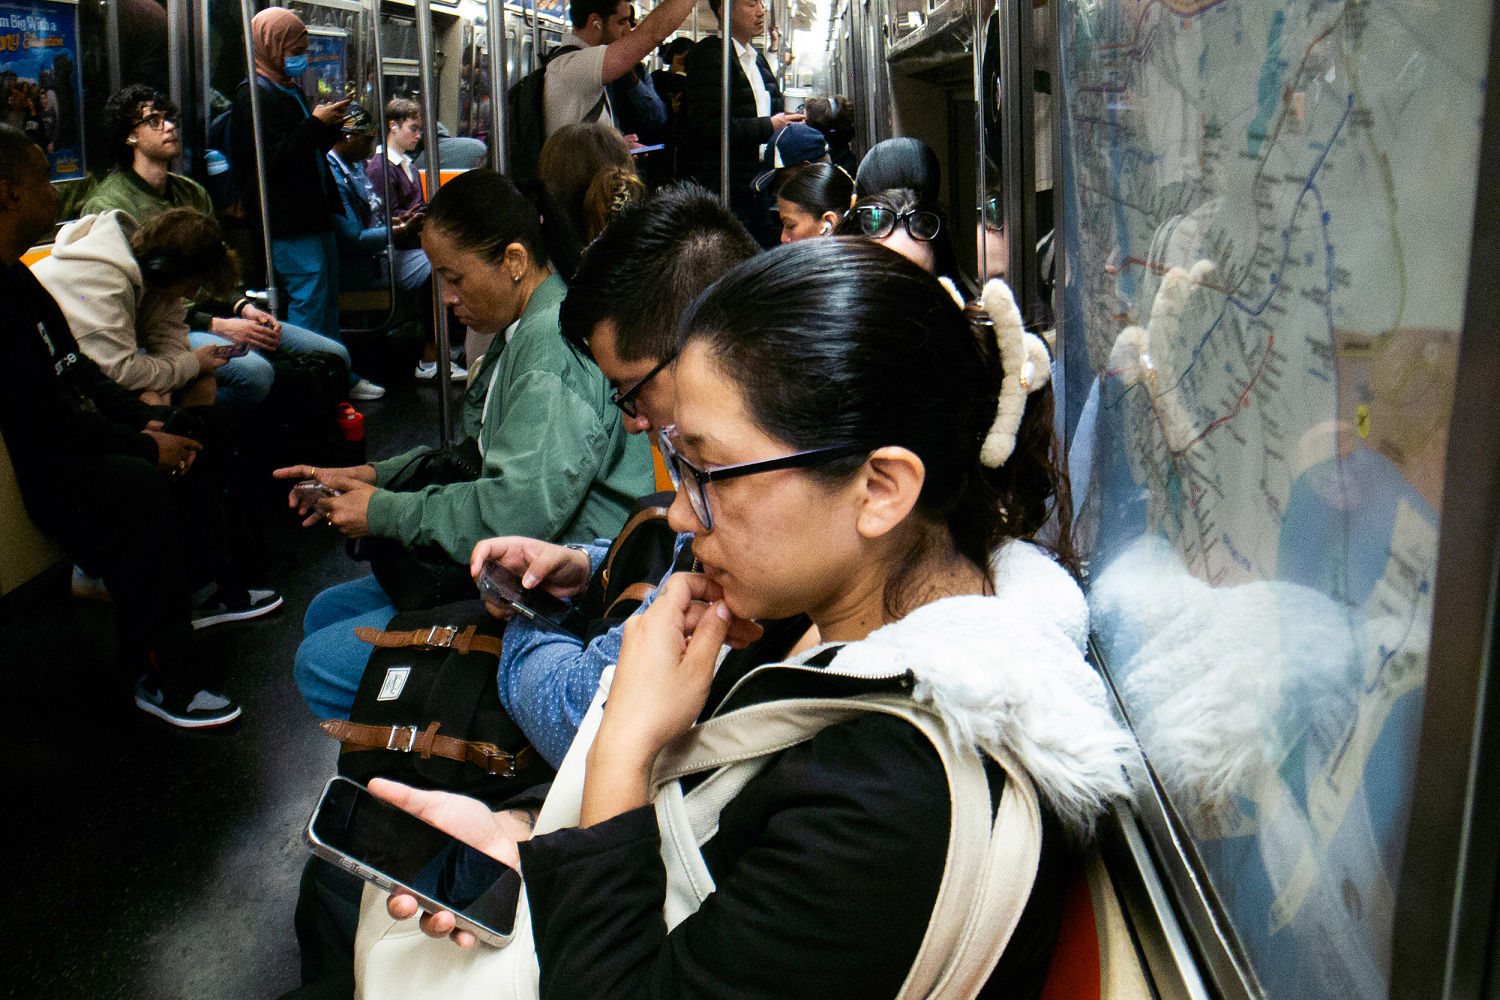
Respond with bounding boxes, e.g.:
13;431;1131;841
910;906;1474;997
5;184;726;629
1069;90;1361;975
139;241;227;287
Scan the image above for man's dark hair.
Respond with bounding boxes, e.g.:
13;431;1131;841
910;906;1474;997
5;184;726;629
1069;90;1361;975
569;0;622;31
101;83;179;171
0;122;42;184
706;0;724;20
560;182;758;362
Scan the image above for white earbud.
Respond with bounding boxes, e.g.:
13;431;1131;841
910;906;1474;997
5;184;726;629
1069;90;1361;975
820;221;833;235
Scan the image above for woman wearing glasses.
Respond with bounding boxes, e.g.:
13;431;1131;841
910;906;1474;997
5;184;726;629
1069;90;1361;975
370;239;1130;999
277;169;653;722
837;186;962;281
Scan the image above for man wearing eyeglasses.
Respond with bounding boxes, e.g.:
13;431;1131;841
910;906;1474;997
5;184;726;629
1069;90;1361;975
81;84;371;409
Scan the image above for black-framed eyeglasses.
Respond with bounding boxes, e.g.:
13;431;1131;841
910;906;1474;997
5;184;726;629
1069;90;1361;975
658;424;867;530
851;204;942;242
132;111;175;131
610;354;673;417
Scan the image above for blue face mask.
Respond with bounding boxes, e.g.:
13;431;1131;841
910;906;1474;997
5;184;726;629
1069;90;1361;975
283;53;308;77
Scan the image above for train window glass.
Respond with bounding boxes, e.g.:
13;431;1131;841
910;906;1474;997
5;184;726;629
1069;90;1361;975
1057;0;1487;996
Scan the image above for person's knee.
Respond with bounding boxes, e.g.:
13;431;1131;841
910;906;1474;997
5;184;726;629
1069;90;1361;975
214;352;275;411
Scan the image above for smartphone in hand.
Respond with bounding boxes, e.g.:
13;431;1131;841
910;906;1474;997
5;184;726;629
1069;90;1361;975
306;776;519;948
476;560;585;638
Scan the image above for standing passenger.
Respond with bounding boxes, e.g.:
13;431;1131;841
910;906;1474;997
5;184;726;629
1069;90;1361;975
232;7;383;400
681;0;802;246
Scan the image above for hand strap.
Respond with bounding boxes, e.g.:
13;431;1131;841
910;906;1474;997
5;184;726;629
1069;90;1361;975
353;624;501;658
320;718;538;778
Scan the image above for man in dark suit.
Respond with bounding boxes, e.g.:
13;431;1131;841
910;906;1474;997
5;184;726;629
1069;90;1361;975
681;0;803;246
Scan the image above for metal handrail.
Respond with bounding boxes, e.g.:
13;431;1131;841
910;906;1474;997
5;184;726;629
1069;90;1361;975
239;0;280;314
415;0;454;446
719;0;732;205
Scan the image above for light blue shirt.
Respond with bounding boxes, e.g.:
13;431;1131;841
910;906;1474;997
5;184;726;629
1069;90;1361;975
495;532;689;766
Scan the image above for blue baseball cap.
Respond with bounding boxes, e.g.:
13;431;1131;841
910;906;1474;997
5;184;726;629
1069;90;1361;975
751;123;831;193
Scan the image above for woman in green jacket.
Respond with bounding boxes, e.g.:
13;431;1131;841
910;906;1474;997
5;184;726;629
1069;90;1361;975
278;170;654;720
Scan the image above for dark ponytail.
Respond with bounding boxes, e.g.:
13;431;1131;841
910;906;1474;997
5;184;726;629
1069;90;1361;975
680;238;1075;614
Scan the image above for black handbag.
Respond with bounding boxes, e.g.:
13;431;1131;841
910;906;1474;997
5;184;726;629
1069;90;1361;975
348;438;484;611
322;599;555;806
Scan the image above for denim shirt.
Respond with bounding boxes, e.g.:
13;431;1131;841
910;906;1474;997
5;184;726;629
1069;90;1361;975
496;532;689;766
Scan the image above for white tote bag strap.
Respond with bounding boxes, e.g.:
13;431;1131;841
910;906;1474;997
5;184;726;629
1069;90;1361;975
651;694;1043;999
353;666;618;1000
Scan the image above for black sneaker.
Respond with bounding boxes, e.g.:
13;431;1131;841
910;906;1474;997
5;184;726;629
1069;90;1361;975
191;588;284;630
134;677;243;728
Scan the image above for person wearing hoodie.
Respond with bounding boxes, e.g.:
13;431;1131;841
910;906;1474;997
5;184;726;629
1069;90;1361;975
365;238;1133;998
32;207;239;406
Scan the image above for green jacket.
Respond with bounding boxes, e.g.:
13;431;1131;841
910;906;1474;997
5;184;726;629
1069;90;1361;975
81;169;227;330
367;273;653;561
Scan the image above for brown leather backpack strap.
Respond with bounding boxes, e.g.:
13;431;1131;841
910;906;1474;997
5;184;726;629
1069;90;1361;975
353;624;502;658
601;502;672;591
320;718;538;778
604;581;657;618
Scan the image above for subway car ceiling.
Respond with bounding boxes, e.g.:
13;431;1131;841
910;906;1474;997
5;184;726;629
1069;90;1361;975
11;1;1500;998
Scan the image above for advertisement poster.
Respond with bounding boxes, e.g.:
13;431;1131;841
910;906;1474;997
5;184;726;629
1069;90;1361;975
304;28;347;101
0;0;84;179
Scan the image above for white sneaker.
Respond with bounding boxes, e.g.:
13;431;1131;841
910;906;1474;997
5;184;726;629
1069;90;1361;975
415;360;469;381
349;378;385;400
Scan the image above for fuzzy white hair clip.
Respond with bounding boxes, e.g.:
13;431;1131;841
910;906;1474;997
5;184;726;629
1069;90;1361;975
979;278;1052;468
1109;259;1214;453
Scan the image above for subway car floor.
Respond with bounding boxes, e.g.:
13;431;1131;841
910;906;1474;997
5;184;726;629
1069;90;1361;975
3;376;463;999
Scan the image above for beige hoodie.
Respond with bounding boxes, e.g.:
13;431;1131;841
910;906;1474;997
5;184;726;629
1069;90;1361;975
31;210;200;394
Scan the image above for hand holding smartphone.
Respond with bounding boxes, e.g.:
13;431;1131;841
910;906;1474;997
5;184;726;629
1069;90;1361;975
306;777;520;947
476;560;586;638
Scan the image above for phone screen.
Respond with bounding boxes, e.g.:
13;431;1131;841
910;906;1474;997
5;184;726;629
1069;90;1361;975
476;561;585;638
306;777;519;944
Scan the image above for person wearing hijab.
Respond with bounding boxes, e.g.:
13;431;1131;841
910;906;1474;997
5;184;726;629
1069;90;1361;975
231;7;369;386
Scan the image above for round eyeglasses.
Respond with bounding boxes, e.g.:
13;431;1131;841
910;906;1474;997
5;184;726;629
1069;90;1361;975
132;111;176;131
657;425;867;530
850;204;942;242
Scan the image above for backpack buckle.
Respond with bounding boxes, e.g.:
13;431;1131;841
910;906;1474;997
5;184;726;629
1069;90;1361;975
420;626;456;649
387;725;420;752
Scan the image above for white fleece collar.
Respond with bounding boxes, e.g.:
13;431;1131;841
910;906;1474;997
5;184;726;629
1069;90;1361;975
825;542;1134;838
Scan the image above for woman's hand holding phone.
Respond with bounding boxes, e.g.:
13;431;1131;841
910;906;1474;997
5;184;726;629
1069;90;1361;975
368;778;535;948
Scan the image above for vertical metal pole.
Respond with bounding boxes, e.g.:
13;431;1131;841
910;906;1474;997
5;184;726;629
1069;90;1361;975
415;0;455;446
166;0;188;118
488;0;509;171
973;0;987;281
371;0;398;308
239;0;279;314
997;0;1035;317
531;7;542;71
106;0;123;95
693;5;699;41
196;0;213;165
719;0;732;205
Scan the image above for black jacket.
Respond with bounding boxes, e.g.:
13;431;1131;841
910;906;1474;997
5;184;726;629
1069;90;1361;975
0;261;164;496
231;78;344;239
679;36;783;196
517;657;1067;1000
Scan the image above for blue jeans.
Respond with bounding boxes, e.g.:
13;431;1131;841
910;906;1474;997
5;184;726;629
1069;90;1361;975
294;574;394;720
188;323;352;412
272;231;341;342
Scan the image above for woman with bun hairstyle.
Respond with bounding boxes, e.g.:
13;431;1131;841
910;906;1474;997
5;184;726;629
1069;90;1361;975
368;238;1131;999
772;161;852;243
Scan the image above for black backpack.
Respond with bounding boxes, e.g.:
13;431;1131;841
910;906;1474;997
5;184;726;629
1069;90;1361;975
506;45;595;185
205;78;272;217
